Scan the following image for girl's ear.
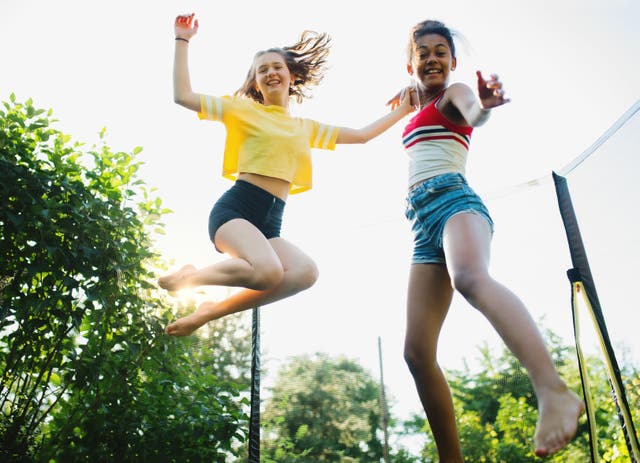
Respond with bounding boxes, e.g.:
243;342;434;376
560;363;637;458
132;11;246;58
407;63;414;75
451;57;457;71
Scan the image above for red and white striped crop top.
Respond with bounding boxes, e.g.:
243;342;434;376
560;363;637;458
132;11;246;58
402;93;473;188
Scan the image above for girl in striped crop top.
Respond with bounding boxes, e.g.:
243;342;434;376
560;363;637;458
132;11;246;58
390;19;583;460
158;14;414;337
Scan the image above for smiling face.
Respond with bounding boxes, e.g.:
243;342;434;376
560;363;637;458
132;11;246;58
253;51;293;106
407;33;457;92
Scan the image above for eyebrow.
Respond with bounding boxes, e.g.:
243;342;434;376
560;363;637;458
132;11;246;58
417;43;448;50
257;61;285;70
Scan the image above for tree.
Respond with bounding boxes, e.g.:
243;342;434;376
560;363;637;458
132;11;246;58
0;94;251;462
260;353;386;462
41;313;253;463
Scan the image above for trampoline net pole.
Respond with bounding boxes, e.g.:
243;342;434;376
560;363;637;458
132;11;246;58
248;307;261;463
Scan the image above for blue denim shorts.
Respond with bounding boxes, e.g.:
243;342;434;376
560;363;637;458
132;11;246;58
208;180;285;253
405;173;494;264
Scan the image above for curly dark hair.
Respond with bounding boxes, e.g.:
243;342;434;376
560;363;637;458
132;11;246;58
235;30;331;104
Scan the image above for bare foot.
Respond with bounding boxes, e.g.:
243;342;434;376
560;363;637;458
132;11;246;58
534;387;584;457
158;264;197;292
165;301;218;336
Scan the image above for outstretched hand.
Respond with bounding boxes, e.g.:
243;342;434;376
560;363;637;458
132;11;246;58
476;71;510;109
175;13;199;40
386;85;419;113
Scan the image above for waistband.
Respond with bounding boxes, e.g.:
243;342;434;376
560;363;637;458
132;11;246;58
408;172;467;194
234;179;286;207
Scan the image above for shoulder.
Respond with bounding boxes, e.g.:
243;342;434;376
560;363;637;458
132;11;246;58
438;83;477;128
199;94;259;122
204;94;255;107
441;83;475;106
199;94;241;111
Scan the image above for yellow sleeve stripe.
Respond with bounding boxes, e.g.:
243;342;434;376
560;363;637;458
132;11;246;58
313;124;339;149
198;95;223;120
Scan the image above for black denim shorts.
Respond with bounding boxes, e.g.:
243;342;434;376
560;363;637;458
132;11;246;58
208;180;286;252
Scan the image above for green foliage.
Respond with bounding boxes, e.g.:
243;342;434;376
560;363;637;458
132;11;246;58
261;353;386;462
40;314;252;463
493;394;538;462
0;94;251;462
2;94;639;462
400;328;640;462
455;399;498;462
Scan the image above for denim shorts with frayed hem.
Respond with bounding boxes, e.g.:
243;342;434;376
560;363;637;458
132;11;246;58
208;180;285;253
405;173;494;264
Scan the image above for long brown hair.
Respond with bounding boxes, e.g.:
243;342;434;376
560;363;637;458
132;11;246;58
235;30;331;104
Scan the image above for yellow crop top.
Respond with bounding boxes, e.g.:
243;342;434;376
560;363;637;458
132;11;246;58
198;95;340;194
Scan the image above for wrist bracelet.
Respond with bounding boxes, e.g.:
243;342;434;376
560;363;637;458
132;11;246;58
175;37;189;43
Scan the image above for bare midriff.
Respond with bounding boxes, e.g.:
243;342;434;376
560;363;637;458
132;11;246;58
237;172;290;201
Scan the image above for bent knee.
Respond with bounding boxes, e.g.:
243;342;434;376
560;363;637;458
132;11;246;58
451;270;490;299
292;260;319;292
251;264;284;290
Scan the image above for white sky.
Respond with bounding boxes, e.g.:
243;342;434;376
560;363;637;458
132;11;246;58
3;0;639;426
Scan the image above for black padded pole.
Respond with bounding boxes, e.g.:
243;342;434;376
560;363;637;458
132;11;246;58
248;307;261;463
553;172;639;462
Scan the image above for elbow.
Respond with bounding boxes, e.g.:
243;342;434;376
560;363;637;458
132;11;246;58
173;93;195;110
470;118;488;128
173;90;200;112
470;108;491;127
173;85;192;105
354;130;372;144
336;128;374;145
173;93;186;106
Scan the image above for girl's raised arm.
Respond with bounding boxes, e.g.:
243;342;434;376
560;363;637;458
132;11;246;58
173;13;201;112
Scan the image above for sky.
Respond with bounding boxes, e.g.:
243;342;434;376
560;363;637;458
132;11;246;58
3;0;640;431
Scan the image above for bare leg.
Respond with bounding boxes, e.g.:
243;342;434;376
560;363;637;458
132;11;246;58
159;219;286;293
404;263;463;462
165;234;318;336
443;213;584;457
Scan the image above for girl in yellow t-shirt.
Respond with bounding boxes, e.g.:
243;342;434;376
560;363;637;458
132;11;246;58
159;13;415;336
